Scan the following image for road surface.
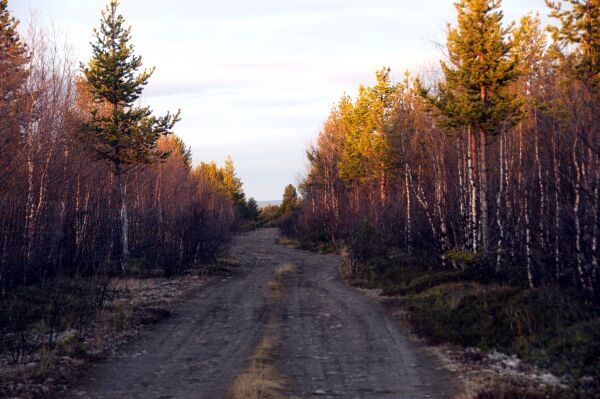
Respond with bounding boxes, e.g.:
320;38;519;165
66;228;459;399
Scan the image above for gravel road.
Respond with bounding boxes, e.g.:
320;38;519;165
66;228;459;399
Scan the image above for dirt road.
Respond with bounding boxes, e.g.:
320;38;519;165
66;228;459;399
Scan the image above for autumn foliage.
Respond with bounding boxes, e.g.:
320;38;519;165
0;0;247;363
291;1;600;295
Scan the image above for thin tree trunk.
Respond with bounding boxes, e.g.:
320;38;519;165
25;130;35;265
155;165;164;240
468;126;478;252
496;129;505;269
411;171;438;243
379;163;386;205
457;135;468;250
514;122;525;260
553;124;562;279
115;166;128;274
592;152;599;287
405;163;412;254
479;128;489;254
534;113;546;250
525;185;534;288
573;139;586;290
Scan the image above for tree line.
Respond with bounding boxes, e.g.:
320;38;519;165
286;0;600;295
0;0;250;295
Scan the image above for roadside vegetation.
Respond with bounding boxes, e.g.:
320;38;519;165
0;1;255;397
282;0;600;397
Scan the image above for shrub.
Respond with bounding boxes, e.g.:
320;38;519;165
400;282;600;380
445;249;481;270
0;279;103;362
382;271;466;296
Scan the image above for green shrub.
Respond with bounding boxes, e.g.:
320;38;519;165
543;318;600;379
349;220;384;264
400;282;600;380
382;271;465;296
0;279;102;362
445;248;481;270
333;226;599;393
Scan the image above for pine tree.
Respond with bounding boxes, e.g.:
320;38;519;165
169;135;192;168
245;198;260;222
81;0;180;272
339;67;399;202
0;0;29;165
422;0;521;254
221;155;246;207
281;184;299;215
547;0;600;93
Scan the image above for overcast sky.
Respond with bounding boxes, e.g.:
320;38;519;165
11;0;550;200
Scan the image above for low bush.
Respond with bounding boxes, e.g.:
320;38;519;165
382;270;466;296
0;279;104;362
399;282;600;380
474;385;563;399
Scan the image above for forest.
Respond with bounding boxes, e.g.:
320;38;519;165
281;0;600;393
0;0;260;369
1;0;599;398
288;1;599;293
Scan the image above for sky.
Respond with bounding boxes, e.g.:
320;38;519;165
11;0;551;200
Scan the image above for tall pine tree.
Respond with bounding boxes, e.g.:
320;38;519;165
81;0;180;272
422;0;521;254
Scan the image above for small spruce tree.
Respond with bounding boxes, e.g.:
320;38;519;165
245;198;260;222
281;184;299;215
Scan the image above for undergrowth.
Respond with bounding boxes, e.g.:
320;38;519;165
348;249;600;398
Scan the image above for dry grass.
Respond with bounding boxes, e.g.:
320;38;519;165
275;236;301;249
226;264;297;399
226;263;298;399
266;279;282;291
273;263;297;279
266;263;297;301
226;336;286;399
110;277;162;291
